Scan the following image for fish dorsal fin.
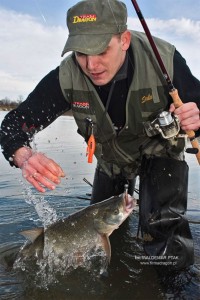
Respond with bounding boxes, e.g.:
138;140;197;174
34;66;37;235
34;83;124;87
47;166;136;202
100;234;111;263
20;228;44;243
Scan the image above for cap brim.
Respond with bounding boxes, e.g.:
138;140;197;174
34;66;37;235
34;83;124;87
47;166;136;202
61;33;112;57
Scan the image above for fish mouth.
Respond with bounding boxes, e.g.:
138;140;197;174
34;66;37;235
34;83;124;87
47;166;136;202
123;193;136;213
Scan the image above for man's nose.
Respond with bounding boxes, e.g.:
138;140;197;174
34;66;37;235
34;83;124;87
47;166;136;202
86;55;98;70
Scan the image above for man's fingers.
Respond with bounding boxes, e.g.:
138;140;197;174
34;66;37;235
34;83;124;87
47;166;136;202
46;159;65;177
26;175;46;193
21;152;66;192
169;102;200;131
28;153;65;177
26;172;57;193
33;166;61;184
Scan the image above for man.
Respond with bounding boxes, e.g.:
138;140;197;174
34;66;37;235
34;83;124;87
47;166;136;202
1;0;200;269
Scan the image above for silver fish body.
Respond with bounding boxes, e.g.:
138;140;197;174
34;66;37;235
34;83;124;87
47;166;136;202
16;193;135;272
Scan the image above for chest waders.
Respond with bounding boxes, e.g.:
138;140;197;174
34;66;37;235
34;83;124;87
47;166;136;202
91;166;136;204
129;2;194;269
139;155;194;270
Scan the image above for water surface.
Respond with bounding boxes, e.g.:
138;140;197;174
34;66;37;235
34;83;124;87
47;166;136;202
0;111;199;299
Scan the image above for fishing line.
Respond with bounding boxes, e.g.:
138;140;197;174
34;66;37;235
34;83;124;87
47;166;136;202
107;0;121;32
73;56;126;171
62;1;136;173
33;0;47;24
73;1;138;181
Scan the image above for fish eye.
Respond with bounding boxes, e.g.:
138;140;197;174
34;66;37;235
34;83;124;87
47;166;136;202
113;208;119;215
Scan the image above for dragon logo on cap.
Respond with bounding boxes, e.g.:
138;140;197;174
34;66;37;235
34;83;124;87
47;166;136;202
73;14;97;23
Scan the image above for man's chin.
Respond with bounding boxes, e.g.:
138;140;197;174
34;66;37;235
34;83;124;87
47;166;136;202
90;77;111;86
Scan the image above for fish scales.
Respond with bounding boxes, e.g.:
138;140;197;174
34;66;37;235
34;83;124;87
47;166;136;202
15;193;136;273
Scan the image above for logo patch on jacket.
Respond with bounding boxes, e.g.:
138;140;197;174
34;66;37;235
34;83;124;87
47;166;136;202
73;101;90;109
141;94;153;104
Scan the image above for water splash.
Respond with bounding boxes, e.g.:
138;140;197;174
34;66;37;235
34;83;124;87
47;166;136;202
20;180;57;228
17;129;58;228
14;237;108;288
38;246;108;287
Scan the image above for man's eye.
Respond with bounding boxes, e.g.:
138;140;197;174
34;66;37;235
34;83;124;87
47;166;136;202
76;52;85;57
99;50;107;56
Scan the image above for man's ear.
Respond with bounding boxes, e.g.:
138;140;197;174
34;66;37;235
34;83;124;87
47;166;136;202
121;30;131;51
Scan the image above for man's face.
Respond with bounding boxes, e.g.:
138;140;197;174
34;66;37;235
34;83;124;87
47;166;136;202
75;31;131;86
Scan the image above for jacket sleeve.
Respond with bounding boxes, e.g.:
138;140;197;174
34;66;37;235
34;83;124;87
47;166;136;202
0;67;71;165
173;50;200;136
173;50;200;106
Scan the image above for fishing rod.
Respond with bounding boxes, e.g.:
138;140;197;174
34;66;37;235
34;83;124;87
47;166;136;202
130;0;200;164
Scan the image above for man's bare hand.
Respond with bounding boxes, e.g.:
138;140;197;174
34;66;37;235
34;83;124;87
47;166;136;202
169;102;200;131
13;147;65;193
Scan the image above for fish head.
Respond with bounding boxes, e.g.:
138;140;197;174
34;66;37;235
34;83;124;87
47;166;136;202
93;193;136;236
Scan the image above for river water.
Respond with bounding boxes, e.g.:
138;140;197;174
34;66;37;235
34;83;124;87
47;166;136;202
0;111;199;300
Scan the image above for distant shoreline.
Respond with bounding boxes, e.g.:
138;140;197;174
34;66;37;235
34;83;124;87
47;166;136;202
0;105;17;111
0;105;73;116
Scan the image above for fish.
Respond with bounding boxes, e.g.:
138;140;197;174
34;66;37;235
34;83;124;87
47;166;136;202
14;193;135;274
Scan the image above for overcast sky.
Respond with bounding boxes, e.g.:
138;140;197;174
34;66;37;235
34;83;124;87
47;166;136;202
0;0;199;100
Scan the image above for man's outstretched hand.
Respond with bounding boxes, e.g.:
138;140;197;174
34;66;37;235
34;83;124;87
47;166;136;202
13;147;65;193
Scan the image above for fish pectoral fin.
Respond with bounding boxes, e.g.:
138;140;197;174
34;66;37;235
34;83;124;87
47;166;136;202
20;227;44;243
100;234;111;263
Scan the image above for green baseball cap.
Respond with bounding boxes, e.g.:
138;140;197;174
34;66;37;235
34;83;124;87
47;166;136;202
61;0;127;57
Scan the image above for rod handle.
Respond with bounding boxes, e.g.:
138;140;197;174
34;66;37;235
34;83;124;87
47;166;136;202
169;89;200;164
